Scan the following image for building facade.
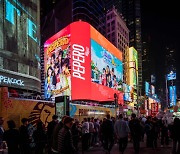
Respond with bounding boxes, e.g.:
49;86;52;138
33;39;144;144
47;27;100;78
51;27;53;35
0;0;41;95
105;0;143;95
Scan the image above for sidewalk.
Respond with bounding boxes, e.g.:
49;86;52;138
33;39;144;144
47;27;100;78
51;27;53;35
81;139;172;154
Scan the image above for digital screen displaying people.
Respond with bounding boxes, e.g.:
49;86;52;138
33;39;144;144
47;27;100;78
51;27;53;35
91;39;123;90
44;34;71;99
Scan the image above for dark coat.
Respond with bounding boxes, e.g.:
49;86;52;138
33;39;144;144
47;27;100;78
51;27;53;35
3;129;20;154
58;125;75;154
129;118;142;140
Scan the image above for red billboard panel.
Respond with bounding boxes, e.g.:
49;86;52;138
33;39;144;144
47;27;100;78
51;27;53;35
70;22;91;100
44;21;123;103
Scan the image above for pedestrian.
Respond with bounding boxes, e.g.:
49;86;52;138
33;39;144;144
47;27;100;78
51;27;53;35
0;117;4;148
101;114;114;154
33;121;47;154
160;117;169;147
82;118;89;151
88;117;94;147
71;119;80;152
47;115;58;153
129;113;142;154
51;115;68;153
19;118;31;154
170;118;180;154
3;120;20;154
93;118;100;145
114;114;130;154
145;116;153;148
58;116;75;154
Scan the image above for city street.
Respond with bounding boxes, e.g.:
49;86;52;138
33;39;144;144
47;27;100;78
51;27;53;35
82;140;172;154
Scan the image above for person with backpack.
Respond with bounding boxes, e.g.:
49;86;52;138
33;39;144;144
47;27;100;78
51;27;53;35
129;113;142;154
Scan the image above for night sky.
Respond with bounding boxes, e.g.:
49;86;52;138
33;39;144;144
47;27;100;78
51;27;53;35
141;0;180;97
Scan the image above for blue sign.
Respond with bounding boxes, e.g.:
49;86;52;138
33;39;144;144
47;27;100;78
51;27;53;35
145;82;150;96
123;84;132;102
167;73;176;81
169;86;176;107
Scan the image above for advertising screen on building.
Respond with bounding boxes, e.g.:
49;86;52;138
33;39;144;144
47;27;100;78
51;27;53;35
151;85;155;95
145;81;150;96
169;86;177;107
44;26;71;99
129;47;138;88
167;72;176;81
44;21;123;103
123;83;132;102
91;39;123;90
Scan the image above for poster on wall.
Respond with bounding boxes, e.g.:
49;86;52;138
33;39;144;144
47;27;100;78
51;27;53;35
91;39;123;91
44;27;71;99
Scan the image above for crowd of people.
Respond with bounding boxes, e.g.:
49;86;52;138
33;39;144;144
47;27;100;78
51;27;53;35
0;113;180;154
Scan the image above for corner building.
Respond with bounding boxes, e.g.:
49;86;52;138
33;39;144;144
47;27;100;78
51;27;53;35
0;0;41;95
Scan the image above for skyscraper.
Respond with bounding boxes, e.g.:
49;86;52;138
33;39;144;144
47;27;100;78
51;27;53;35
41;0;107;44
0;0;41;96
105;0;143;94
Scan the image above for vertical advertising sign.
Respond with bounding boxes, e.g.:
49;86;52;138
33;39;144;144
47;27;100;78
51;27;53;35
129;47;138;89
70;22;91;100
44;26;71;99
169;86;177;107
151;85;155;95
123;83;132;102
145;81;150;96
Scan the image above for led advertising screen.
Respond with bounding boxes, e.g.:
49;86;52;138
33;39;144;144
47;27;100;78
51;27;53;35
123;83;132;102
91;39;123;90
167;73;176;81
145;81;150;96
44;26;71;99
151;85;155;95
169;86;177;107
44;22;124;103
129;47;138;88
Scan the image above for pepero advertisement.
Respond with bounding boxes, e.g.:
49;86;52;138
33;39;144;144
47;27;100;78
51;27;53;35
44;26;71;99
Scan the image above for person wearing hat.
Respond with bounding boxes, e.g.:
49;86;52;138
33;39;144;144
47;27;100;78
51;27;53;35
58;116;75;154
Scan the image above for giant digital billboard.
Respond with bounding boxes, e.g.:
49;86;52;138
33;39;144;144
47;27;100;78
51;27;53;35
169;86;177;107
128;47;138;89
44;22;124;103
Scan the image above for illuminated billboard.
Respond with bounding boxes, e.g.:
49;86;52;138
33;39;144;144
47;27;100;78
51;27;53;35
123;84;132;102
91;39;123;90
169;86;176;107
0;0;41;92
44;21;123;103
44;27;71;99
128;47;138;88
167;72;176;81
145;82;150;96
